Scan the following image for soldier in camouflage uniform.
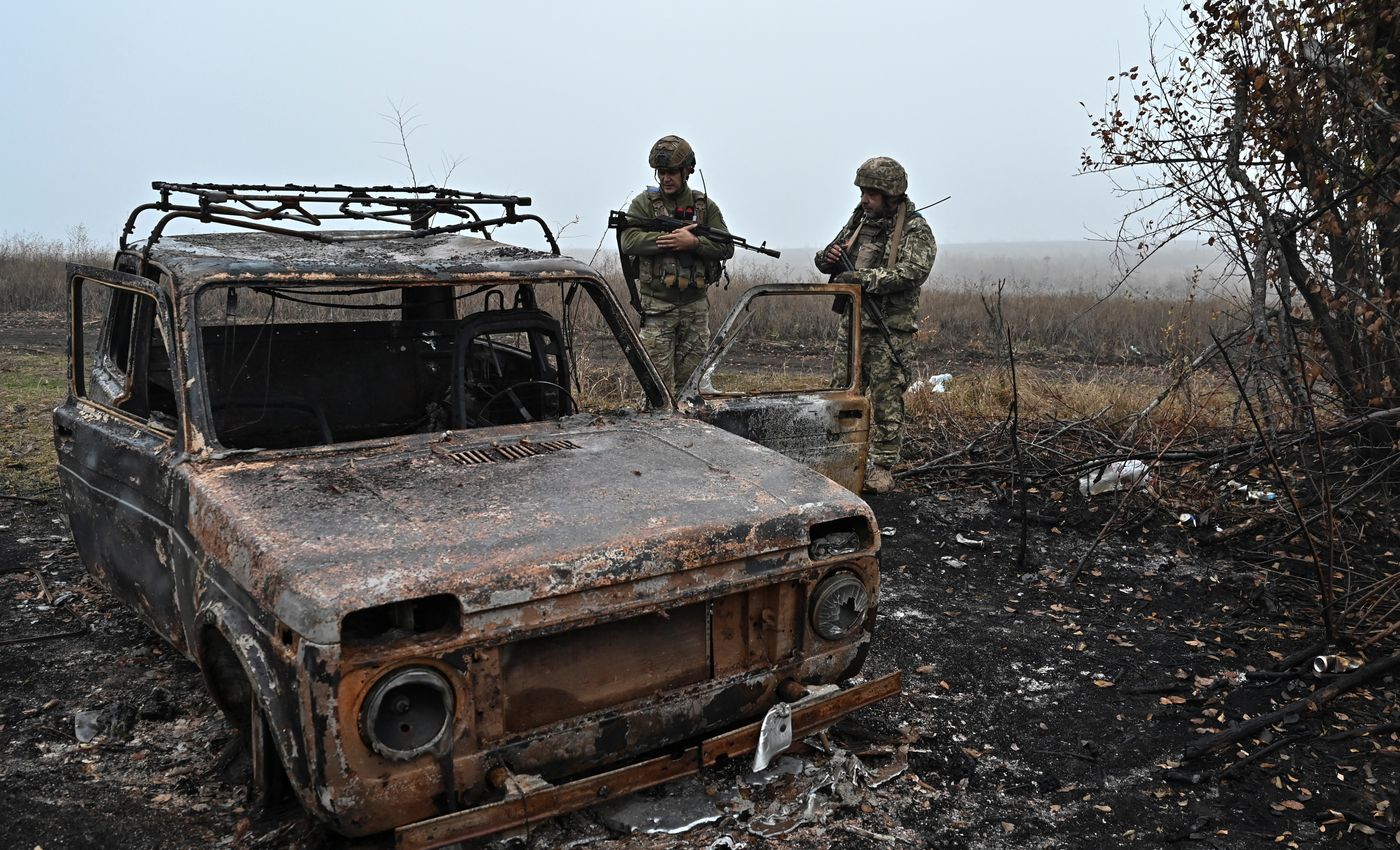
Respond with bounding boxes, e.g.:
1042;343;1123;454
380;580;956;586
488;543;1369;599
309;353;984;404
618;135;735;394
815;157;936;494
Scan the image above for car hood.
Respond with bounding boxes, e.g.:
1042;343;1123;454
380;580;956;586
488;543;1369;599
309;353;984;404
185;414;872;644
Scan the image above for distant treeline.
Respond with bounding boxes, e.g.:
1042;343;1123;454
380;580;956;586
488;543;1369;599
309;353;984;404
666;238;1231;298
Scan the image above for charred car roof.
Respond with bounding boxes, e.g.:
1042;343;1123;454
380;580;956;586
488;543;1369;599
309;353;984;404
136;231;599;290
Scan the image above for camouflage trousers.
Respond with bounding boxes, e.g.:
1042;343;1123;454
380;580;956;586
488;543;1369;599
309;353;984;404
638;290;710;395
835;321;914;467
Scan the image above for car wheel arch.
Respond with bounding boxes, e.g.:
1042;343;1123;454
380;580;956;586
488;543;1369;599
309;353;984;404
194;602;309;804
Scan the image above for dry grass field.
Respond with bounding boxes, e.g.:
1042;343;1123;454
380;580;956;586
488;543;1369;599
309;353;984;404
0;233;1243;499
0;347;64;493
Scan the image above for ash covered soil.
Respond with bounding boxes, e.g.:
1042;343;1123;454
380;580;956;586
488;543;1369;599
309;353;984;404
3;481;1396;850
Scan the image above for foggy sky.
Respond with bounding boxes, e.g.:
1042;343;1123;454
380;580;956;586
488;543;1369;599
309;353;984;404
0;1;1179;254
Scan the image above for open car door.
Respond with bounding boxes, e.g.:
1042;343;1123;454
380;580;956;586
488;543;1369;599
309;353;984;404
677;283;870;493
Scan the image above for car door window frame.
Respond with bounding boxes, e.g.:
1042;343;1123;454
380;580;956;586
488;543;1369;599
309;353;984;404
678;283;863;402
68;265;180;440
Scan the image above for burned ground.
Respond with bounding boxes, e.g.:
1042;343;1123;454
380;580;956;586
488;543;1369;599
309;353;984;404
4;467;1397;849
3;319;1398;848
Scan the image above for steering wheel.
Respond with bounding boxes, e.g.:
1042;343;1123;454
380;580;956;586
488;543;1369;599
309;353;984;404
475;380;577;426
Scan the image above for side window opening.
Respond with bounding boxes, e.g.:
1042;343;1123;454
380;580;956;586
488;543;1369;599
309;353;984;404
143;301;178;426
78;280;175;430
105;289;135;377
699;291;854;395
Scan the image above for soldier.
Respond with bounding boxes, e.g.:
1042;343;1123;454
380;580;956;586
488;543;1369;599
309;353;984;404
618;135;735;394
815;157;936;494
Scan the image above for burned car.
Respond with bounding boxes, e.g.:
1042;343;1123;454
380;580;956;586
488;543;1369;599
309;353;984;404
53;183;898;847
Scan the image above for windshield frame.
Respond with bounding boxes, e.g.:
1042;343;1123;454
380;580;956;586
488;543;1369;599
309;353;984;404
179;275;667;456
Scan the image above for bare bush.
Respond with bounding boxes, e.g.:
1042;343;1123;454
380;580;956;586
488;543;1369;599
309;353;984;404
1082;0;1400;645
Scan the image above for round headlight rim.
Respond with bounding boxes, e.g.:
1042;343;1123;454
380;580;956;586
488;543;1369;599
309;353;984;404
360;665;456;762
809;570;871;642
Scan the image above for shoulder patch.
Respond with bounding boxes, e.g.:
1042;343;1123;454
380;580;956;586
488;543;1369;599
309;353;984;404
646;185;660;194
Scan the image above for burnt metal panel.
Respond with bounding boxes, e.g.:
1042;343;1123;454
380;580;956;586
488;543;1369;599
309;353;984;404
393;671;902;850
498;602;708;732
140;232;599;292
184;417;874;644
58;198;894;844
305;633;882;836
678;283;872;492
55;266;193;653
694;391;870;493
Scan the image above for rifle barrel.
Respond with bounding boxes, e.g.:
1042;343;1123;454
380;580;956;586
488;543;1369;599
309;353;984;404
915;195;951;213
607;211;780;258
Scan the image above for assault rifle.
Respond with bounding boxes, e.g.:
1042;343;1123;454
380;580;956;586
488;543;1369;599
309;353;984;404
831;246;910;375
607;211;781;259
608;209;781;317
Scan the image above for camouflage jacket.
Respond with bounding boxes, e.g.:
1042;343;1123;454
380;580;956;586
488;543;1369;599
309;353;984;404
813;200;936;333
620;185;735;303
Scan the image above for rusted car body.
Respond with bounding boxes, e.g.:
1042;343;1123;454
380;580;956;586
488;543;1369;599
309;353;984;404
53;184;897;846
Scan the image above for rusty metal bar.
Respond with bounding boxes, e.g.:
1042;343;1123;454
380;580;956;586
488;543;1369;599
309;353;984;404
153;182;532;205
394;670;901;850
122;183;559;255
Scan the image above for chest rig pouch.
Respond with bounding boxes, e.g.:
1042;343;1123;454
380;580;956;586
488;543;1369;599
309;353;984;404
848;200;908;271
640;192;719;291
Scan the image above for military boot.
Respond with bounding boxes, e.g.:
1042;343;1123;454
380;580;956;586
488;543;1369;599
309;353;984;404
864;465;896;494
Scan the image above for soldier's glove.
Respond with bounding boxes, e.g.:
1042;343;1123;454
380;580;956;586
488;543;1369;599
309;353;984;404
831;270;860;285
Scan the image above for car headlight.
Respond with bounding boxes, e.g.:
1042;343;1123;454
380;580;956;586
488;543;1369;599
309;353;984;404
361;667;455;760
809;571;870;640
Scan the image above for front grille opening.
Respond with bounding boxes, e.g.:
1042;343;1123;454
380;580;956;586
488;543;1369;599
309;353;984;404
498;602;708;732
343;594;462;644
444;439;581;466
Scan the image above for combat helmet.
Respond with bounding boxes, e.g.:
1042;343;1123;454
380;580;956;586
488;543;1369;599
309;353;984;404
649;135;696;170
854;156;907;197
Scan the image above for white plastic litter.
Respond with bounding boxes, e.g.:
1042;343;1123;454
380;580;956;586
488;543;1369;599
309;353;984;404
909;372;952;393
1079;460;1151;497
1226;479;1278;501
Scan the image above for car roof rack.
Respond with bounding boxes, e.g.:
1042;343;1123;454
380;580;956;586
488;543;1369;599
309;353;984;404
122;182;560;260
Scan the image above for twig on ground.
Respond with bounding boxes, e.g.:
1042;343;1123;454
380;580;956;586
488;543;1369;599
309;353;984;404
1005;327;1028;573
1193;515;1272;546
1212;329;1336;638
1322;721;1400;742
1217;732;1310;779
838;824;898;845
1123;683;1192;696
1184;651;1400;760
1271;639;1329;673
897;439;985;479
